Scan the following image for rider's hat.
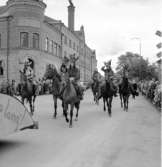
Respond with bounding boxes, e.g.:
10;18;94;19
104;60;111;67
62;56;69;65
70;53;79;63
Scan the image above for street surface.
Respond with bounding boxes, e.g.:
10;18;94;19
0;90;161;167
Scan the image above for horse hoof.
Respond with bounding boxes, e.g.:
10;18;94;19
53;115;56;119
66;118;69;123
75;118;78;121
69;124;72;128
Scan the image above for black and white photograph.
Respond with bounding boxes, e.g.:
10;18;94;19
0;0;161;166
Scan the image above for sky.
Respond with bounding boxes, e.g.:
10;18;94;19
0;0;162;72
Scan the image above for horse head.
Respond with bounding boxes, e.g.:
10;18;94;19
63;79;77;103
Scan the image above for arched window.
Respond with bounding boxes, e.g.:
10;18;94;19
20;32;29;48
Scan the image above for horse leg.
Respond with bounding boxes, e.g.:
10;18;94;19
107;98;111;117
103;98;106;112
63;103;69;123
75;102;79;121
53;95;57;118
126;95;129;111
120;94;123;108
123;95;126;111
69;104;74;128
29;98;33;115
62;101;64;116
32;95;36;114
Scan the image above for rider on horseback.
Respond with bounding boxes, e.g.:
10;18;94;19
59;56;69;98
92;68;101;97
101;60;117;97
59;54;83;100
20;58;36;93
68;54;83;100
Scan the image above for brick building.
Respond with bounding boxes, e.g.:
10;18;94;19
0;0;97;85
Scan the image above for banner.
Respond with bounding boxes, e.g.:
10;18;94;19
0;94;36;137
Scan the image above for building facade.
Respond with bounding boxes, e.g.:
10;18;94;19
0;0;97;85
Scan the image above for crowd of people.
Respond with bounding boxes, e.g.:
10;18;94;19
138;79;161;110
0;78;53;96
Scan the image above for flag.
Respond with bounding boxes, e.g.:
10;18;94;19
156;51;162;58
156;43;162;49
155;30;162;37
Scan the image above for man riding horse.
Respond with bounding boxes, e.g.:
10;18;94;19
19;57;37;114
59;54;83;100
101;60;117;97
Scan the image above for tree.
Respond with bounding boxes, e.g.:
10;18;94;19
116;52;159;80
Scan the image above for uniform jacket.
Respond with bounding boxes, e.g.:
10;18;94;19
101;66;114;81
68;65;80;82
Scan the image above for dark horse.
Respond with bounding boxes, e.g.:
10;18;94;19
44;67;82;127
44;67;62;118
62;78;81;128
119;77;138;111
17;72;37;115
88;80;100;104
99;81;114;117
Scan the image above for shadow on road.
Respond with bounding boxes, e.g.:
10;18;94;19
0;140;25;153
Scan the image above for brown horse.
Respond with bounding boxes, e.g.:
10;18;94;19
18;71;37;115
44;66;63;118
62;79;81;128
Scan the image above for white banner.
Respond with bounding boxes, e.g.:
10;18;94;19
0;94;35;137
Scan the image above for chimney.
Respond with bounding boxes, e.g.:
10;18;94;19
68;0;75;31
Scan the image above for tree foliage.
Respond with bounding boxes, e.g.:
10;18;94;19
116;52;159;80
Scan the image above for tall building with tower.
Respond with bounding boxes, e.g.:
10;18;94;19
0;0;97;85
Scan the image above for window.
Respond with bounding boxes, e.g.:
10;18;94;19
0;34;1;49
20;32;29;48
0;60;4;75
64;51;67;57
33;33;39;49
54;43;57;56
69;39;71;48
49;40;52;53
73;42;75;50
45;37;49;51
64;35;67;45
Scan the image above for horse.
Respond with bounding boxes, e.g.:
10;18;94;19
18;72;37;115
62;78;82;128
119;77;137;111
44;67;63;118
99;80;114;117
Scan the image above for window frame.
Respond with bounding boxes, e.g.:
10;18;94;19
32;33;39;49
20;32;29;48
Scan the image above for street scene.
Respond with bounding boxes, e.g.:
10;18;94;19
0;0;161;166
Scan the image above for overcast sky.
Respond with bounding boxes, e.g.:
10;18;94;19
0;0;162;71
